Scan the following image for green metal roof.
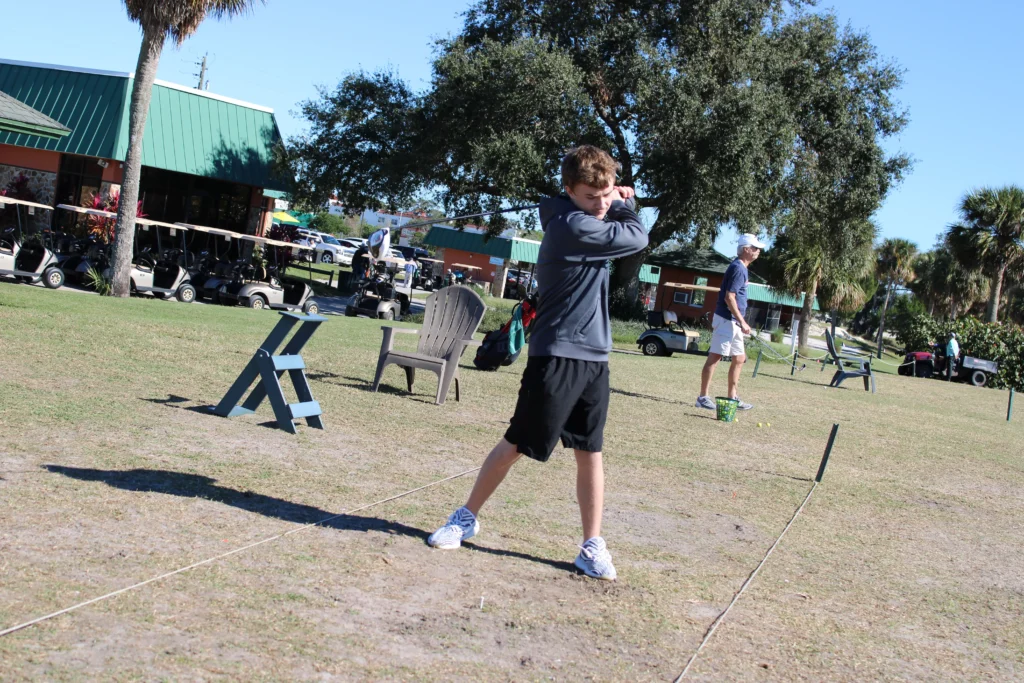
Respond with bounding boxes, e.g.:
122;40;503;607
0;62;128;157
424;226;542;264
647;247;767;283
747;283;820;311
639;264;661;285
0;60;286;190
0;90;71;139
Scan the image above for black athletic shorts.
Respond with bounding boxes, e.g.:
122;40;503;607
504;355;610;462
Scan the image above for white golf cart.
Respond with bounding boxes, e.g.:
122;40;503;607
218;234;319;314
0;196;64;289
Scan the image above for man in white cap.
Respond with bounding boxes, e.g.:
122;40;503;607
696;233;767;411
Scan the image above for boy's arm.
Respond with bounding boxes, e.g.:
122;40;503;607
562;198;648;260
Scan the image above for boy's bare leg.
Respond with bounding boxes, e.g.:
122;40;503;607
575;450;604;541
700;353;722;396
465;438;522;516
727;354;746;398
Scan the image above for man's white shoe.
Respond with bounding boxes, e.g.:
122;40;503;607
696;395;716;410
427;506;479;549
574;537;617;581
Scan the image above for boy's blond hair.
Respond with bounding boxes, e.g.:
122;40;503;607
561;145;619;190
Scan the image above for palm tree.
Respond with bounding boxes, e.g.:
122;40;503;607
764;218;876;350
946;186;1024;322
109;0;264;297
874;237;917;357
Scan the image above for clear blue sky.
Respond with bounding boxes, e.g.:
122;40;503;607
3;1;1022;253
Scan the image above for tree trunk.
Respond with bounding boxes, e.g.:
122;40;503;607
986;265;1006;323
797;275;818;352
109;27;165;297
876;282;892;358
608;248;648;315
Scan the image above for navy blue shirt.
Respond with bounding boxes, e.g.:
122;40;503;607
715;259;748;322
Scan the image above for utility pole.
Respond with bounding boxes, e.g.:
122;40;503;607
194;53;209;90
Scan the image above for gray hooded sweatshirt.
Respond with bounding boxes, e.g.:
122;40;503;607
529;195;648;362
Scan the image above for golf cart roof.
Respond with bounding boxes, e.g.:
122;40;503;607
376;255;407;265
266;237;312;249
137;217;187;231
418;257;442;263
0;196;54;211
176;222;236;237
451;263;482;270
56;203;115;218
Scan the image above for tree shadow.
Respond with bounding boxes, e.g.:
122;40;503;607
141;394;192;405
44;465;575;573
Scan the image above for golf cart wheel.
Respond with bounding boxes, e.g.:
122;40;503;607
642;338;666;357
249;295;267;311
303;301;319;315
320;252;333;264
176;284;196;303
44;267;64;289
380;309;395;321
970;370;987;387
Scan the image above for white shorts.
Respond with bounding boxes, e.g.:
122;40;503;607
710;314;745;357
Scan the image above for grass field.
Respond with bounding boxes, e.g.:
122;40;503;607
1;282;1022;680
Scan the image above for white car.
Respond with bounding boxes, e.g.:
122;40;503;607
294;229;355;266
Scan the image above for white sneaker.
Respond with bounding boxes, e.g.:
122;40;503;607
427;506;479;549
696;395;716;410
732;397;754;410
574;537;617;581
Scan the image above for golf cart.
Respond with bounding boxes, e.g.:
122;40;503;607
120;218;197;302
346;255;412;320
176;222;240;301
0;196;65;289
56;203;118;286
217;234;319;314
637;310;701;356
636;281;716;356
415;257;442;291
898;345;999;387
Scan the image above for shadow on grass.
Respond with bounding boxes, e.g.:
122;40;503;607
610;387;689;406
746;468;813;483
43;466;576;574
331;375;437;404
753;372;831;388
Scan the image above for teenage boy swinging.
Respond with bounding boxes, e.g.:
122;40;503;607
427;146;648;580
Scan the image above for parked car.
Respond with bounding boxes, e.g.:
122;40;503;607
293;229;354;265
338;237;367;250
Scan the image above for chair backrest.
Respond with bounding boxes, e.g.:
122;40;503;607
418;285;488;358
824;329;840;360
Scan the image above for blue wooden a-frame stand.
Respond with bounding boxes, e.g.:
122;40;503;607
212;312;327;434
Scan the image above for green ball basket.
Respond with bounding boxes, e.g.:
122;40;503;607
715;397;740;423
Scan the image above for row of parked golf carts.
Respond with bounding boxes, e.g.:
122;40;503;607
0;196;320;315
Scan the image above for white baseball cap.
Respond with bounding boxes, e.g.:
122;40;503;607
738;233;767;249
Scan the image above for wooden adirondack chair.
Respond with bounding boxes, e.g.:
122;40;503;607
371;285;487;405
825;330;876;393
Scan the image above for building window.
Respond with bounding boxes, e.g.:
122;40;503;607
390;218;399;226
692;276;709;306
673;291;691;305
54;154;104;233
377;216;385;224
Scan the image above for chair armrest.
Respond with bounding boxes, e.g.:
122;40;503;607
379;325;421;355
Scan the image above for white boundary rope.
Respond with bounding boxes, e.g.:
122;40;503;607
0;466;482;638
673;481;820;680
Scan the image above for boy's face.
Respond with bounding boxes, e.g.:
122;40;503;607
566;180;617;220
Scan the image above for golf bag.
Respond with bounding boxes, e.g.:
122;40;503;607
473;296;538;371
